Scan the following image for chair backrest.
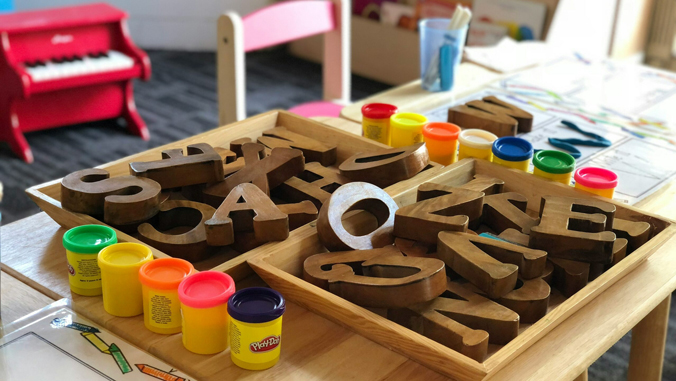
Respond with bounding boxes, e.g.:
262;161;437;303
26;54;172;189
218;0;351;125
242;1;335;52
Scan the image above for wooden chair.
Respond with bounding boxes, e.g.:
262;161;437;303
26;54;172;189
217;0;351;126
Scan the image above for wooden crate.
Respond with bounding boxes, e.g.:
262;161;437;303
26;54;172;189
26;110;442;280
246;158;675;380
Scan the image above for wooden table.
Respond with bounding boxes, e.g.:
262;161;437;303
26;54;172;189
2;116;674;380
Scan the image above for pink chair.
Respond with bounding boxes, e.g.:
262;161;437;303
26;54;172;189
217;0;351;125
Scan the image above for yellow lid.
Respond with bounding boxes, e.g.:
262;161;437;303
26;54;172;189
458;129;498;149
98;243;153;272
390;112;428;130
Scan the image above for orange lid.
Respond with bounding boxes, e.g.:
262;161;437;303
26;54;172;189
422;122;461;141
139;258;195;290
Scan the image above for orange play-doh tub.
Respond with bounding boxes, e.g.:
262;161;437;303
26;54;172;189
139;258;195;334
422;122;461;165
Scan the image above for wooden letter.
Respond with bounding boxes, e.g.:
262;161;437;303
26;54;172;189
549;258;589;297
447;103;515;137
612;218;651;254
137;200;215;262
303;246;446;308
482;192;539;234
394;237;433;257
129;143;224;189
277;201;319;230
205;183;288;246
495;278;550;324
589;238;628;281
258;126;337;166
530;196;616;264
202;146;305;206
482;96;534;132
273;162;351;209
317;182;399;251
437;232;519;298
460;174;505;195
497;228;530;246
390;280;519;362
61;168;161;225
338;143;429;188
394;187;484;244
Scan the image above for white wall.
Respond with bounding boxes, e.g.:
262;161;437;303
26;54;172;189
15;0;271;50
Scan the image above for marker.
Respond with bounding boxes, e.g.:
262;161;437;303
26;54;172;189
51;318;100;333
81;332;110;354
109;343;133;374
135;364;186;381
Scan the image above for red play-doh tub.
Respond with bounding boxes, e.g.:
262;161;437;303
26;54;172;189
574;167;618;199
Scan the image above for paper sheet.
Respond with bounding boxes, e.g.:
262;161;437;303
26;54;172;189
0;301;193;381
421;89;676;204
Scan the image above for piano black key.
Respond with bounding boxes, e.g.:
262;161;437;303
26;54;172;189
72;55;83;61
53;57;65;63
25;61;37;68
35;60;46;66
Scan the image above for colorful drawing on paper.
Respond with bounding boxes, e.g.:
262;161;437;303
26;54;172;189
0;303;192;381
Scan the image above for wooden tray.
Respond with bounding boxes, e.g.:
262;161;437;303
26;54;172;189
26;110;442;279
246;158;675;381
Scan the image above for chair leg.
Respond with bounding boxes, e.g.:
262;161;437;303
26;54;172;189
121;81;150;141
1;101;33;163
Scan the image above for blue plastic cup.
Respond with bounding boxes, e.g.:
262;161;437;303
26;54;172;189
420;19;468;92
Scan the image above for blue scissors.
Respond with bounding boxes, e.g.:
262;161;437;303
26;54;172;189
545;120;611;159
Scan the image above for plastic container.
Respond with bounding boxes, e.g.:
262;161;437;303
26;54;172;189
362;103;398;145
457;129;498;161
98;243;153;317
420;19;468;92
491;136;533;171
574;167;618;199
178;271;236;355
62;225;117;296
532;150;576;185
228;287;286;370
139;258;195;334
390;112;428;148
422;122;461;165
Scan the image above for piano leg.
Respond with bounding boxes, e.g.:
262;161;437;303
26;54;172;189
0;100;34;163
121;80;150;141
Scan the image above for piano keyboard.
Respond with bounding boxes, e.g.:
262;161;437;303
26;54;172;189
24;50;135;82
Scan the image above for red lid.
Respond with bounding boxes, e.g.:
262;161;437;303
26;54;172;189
574;167;618;189
361;103;398;119
178;271;236;309
422;122;461;141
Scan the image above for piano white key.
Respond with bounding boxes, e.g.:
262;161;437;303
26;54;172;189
25;50;135;82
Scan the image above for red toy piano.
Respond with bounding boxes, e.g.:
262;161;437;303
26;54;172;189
0;3;151;163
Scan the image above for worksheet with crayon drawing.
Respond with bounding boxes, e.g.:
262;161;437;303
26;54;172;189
0;302;192;381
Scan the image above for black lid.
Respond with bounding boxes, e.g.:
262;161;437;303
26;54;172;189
227;287;286;323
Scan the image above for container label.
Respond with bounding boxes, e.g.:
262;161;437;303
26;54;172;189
148;290;181;329
249;336;280;353
230;317;283;364
363;121;389;145
66;252;101;289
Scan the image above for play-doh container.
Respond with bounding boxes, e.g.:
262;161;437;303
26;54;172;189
178;271;236;355
98;243;153;317
532;150;576;185
228;287;286;370
491;136;533;171
63;225;117;296
139;258;195;334
574;167;618;199
457;129;498;161
362;103;398;145
389;112;428;147
422;122;461;165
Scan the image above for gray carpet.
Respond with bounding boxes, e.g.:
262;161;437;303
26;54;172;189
0;49;673;380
